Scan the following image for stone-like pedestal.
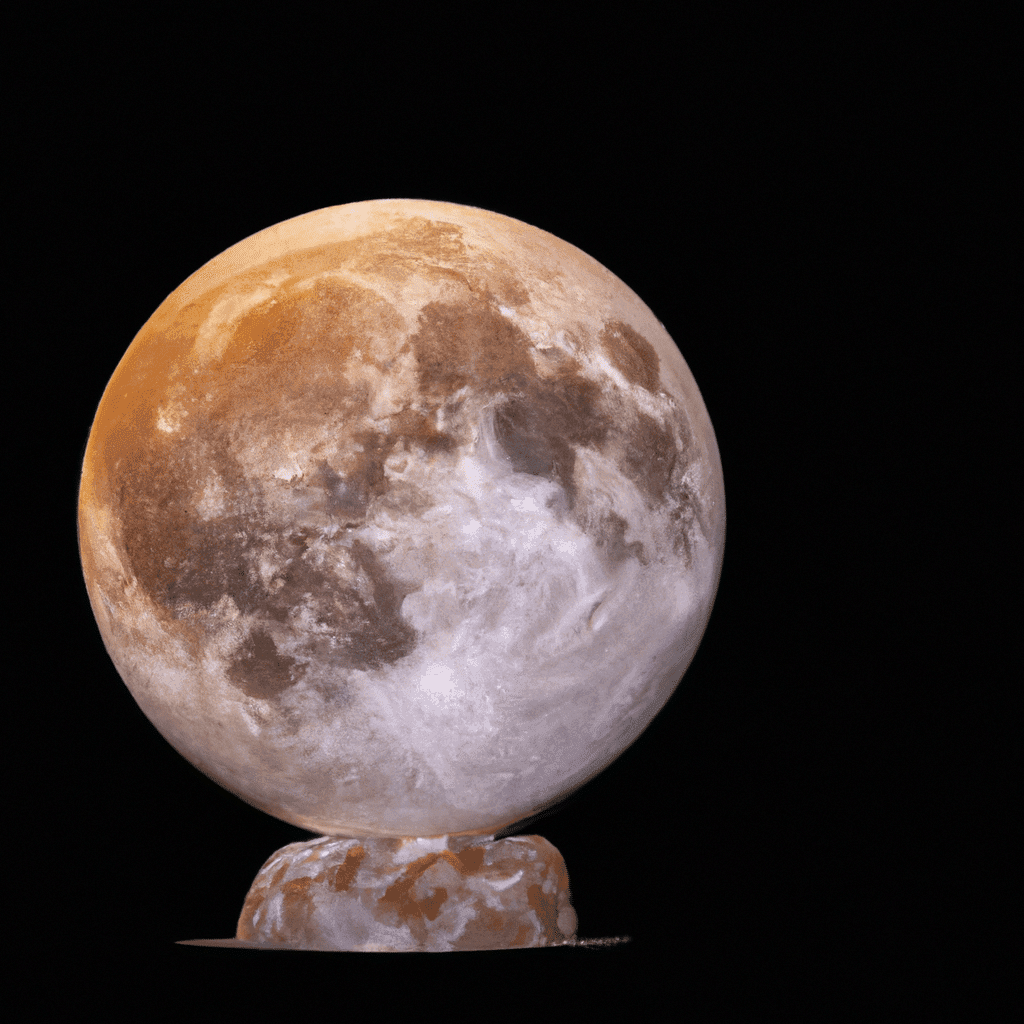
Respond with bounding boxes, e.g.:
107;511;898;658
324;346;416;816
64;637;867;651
235;833;578;952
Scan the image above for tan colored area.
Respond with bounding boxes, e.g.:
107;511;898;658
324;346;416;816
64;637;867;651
236;833;577;952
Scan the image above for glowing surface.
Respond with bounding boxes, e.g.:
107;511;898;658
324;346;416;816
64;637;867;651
79;199;725;837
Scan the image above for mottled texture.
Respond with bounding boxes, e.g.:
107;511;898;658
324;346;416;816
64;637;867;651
236;834;577;952
79;200;725;837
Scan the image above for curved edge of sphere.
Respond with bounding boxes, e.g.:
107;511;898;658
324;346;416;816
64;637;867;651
79;199;725;837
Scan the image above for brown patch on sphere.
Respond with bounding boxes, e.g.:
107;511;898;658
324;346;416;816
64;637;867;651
600;320;662;393
227;628;305;700
411;296;535;399
492;373;609;511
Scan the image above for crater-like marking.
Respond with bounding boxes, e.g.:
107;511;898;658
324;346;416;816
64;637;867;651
227;628;305;700
599;320;662;393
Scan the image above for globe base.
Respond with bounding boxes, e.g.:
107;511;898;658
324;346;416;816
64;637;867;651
187;832;581;952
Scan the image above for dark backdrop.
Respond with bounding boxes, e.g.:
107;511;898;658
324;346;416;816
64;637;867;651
22;5;999;1017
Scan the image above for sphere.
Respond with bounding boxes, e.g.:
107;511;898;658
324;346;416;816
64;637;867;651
79;200;725;838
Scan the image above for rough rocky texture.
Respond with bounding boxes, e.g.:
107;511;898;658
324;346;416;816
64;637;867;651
236;833;577;952
79;200;725;837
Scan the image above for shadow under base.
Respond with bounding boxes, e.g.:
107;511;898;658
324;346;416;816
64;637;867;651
176;936;631;950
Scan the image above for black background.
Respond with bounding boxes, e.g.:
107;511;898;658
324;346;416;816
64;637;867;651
20;6;1005;1018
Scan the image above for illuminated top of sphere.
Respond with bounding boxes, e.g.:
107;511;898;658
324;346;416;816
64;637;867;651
79;199;725;838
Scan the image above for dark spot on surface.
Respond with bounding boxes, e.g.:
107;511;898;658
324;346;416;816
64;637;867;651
497;279;530;307
379;853;453;930
284;530;311;555
327;846;366;892
340;540;418;668
259;537;416;671
390;409;458;455
118;435;270;618
163;520;262;613
279;877;315;924
410;296;534;401
311;460;349;513
621;412;679;506
493;374;609;510
454;845;486;874
494;397;573;478
311;444;386;522
600;320;661;393
617;409;702;564
592;511;648;566
418;888;448;922
282;876;314;901
312;421;454;523
668;481;703;564
227;628;304;699
261;539;324;625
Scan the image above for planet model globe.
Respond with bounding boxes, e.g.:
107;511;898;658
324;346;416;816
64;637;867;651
79;199;725;840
